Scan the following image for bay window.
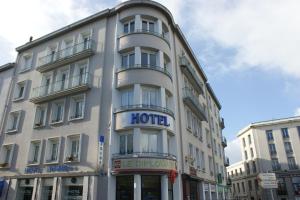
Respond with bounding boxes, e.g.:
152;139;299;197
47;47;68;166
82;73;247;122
51;100;65;124
65;134;82;162
142;86;159;107
141;130;158;153
69;94;85;120
121;89;133;107
28;141;41;165
121;52;135;68
142;20;155;32
141;51;157;67
119;134;133;155
34;104;47;128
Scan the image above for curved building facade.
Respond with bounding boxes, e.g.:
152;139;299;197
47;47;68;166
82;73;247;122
0;1;228;200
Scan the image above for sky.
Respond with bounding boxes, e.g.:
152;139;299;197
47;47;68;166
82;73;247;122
1;0;300;163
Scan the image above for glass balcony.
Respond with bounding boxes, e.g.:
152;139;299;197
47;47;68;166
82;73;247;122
30;72;92;103
182;87;207;121
36;40;95;72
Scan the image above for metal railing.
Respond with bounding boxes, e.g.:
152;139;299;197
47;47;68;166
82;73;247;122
120;29;169;44
118;64;172;79
112;152;176;160
31;72;92;99
38;39;95;67
182;87;206;118
222;136;227;146
115;104;174;117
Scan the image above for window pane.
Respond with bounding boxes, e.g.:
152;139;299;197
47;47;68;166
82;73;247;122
130;21;135;32
141;53;148;66
120;135;126;154
149;54;156;66
149;22;155;32
124;23;128;33
122;55;128;68
142;21;147;31
129;54;135;66
127;134;133;154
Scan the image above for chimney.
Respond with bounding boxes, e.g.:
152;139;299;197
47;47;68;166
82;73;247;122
29;36;33;42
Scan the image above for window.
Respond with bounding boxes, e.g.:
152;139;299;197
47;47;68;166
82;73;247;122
288;157;298;170
141;51;157;67
266;130;273;141
214;139;217;155
235;169;238;176
248;180;253;191
123;20;135;33
78;31;91;51
6;111;22;133
72;60;88;87
201;151;205;170
34;105;47;128
116;176;134;200
242;138;246;147
13;81;28;100
195;148;200;168
281;128;289;138
246;163;250;175
244;150;248;160
28;141;41;165
54;68;69;91
121;89;133;107
121;52;135;68
237;182;240;193
248;135;251;145
208;156;213;176
252;161;257;173
120;134;133;155
269;143;277;155
254;179;259;190
250;148;254;157
284;142;293;154
292;177;300;195
51;100;65;124
65;134;82;162
45;138;60;163
239;168;243;175
41;74;52;96
41;178;54;200
142;86;159;107
277;178;288;195
61;39;74;58
241;182;245;193
271;158;281;171
219;144;222;158
142;20;155;32
198;120;202;140
69;94;85;120
186;108;192;130
0;144;15;168
20;54;32;72
206;129;211;148
141;130;158;153
188;143;193;157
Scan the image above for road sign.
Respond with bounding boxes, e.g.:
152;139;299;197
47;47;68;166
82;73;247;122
257;173;278;189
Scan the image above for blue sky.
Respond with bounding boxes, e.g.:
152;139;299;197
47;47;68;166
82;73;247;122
1;0;300;163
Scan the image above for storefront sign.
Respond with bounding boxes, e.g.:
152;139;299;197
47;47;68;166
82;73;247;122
113;158;176;172
210;185;216;192
25;165;78;174
131;113;170;127
258;173;278;189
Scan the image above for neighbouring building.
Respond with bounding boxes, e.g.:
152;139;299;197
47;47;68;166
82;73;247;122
227;116;300;200
0;0;227;199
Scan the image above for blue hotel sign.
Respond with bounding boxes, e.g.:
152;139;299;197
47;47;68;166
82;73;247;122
25;165;78;174
131;113;170;127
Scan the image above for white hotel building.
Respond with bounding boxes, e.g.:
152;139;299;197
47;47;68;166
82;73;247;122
0;0;228;199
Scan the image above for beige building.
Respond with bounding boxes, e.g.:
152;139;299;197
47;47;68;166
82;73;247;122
227;117;300;200
0;1;227;199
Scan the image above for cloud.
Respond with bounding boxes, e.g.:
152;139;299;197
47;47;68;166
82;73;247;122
225;138;242;164
294;108;300;116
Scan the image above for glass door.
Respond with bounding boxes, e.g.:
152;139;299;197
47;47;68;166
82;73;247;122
116;176;134;200
142;176;161;200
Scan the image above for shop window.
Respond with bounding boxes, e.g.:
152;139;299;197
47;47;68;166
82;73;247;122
292;177;300;195
16;179;34;200
69;94;85;121
34;104;47;128
41;178;54;200
50;99;65;124
65;134;82;162
28;140;41;165
0;144;15;168
141;176;161;200
62;177;83;199
119;134;133;155
121;52;135;68
45;138;61;163
6;110;22;133
116;176;134;200
13;80;28;101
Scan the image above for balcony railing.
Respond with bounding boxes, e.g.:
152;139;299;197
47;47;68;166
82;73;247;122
37;39;95;72
224;157;230;167
112;152;176;160
219;117;225;129
182;87;207;121
120;29;170;45
289;164;299;170
179;56;203;94
30;72;92;103
115;104;174;118
117;64;172;80
222;136;227;147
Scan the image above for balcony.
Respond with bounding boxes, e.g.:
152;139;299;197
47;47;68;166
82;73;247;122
219;117;225;129
182;87;207;121
222;136;227;147
30;72;92;103
179;56;203;94
115;104;174;118
224;157;229;167
111;152;177;174
36;40;95;73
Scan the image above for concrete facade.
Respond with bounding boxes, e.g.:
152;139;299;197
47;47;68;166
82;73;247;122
227;117;300;200
0;1;227;199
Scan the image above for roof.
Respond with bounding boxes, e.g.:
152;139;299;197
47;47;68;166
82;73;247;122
0;63;15;72
237;116;300;136
206;83;221;109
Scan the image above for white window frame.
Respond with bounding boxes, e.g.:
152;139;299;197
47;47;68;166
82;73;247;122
45;43;59;64
121;51;135;68
68;94;86;121
19;53;33;73
0;144;15;168
77;30;92;52
123;20;135;34
141;50;157;67
119;133;133;155
40;72;54;96
72;59;89;87
54;66;70;92
44;137;61;164
141;19;156;33
50;99;66;125
141;86;159;107
61;37;75;58
13;80;28;101
120;88;133;107
27;140;42;165
33;104;48;128
5;110;22;133
64;134;83;163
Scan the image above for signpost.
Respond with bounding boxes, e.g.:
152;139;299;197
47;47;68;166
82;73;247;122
257;173;277;200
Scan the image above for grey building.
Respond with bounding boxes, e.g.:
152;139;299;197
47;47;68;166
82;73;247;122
0;1;227;199
227;116;300;200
